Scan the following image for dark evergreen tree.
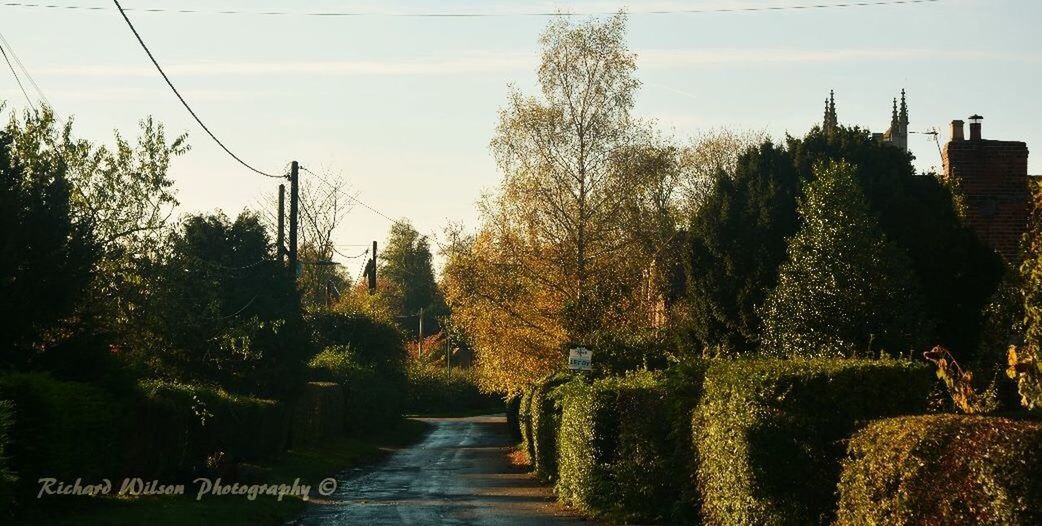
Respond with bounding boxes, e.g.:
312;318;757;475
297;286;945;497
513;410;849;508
683;142;800;355
0;117;96;369
761;160;928;357
789;126;1004;358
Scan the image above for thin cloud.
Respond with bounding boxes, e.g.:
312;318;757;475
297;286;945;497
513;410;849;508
34;48;1041;79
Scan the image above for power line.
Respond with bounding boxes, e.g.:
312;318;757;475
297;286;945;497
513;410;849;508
301;166;402;225
0;37;35;111
111;0;284;179
0;30;50;109
3;0;942;17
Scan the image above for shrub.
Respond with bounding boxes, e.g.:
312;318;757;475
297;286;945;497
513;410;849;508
527;372;573;482
291;382;345;447
505;392;522;440
308;345;404;434
837;414;1042;525
125;381;289;479
556;364;708;523
308;311;408;379
518;388;534;464
404;362;500;415
0;373;124;491
695;358;933;525
0;400;15;520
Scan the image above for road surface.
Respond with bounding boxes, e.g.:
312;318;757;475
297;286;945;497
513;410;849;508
292;414;590;526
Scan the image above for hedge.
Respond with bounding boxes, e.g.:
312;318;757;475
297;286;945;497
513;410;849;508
0;400;15;520
694;358;933;525
524;372;573;482
505;392;522;440
0;373;125;490
837;414;1042;525
291;382;345;447
308;345;405;434
404;362;500;415
124;381;290;479
555;364;708;523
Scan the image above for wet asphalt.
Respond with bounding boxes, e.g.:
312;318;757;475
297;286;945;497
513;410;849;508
291;414;591;526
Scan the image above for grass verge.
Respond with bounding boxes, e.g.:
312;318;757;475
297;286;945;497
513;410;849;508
17;418;430;526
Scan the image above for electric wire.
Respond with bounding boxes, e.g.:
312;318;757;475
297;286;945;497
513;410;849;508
0;37;34;111
0;30;49;108
111;0;285;179
2;0;942;17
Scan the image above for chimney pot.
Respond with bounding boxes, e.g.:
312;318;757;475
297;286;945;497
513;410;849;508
950;120;965;141
969;114;983;141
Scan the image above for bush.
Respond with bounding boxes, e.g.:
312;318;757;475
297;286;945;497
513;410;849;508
695;358;933;525
837;414;1042;525
291;382;345;447
0;373;124;492
505;392;522;440
404;362;500;415
308;345;404;434
525;372;573;482
0;400;15;520
555;365;708;523
125;381;289;479
308;311;408;378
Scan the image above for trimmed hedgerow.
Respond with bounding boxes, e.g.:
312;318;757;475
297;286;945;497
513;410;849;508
0;400;15;520
505;392;522;440
529;372;574;481
556;364;709;523
0;373;125;489
694;358;933;526
125;381;289;479
837;414;1042;526
519;388;535;463
291;382;345;447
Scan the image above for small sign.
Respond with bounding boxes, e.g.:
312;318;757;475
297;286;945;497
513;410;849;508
568;347;593;371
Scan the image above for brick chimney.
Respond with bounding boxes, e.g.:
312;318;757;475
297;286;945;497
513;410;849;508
969;114;983;141
942;115;1030;263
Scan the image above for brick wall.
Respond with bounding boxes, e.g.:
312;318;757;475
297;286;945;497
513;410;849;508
942;139;1030;263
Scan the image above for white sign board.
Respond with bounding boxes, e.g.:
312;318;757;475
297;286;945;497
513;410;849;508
568;347;593;371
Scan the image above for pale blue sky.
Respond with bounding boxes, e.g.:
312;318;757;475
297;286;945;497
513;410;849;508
2;0;1040;269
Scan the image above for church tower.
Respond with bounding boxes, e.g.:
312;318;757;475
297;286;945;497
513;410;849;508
823;90;838;135
895;89;909;150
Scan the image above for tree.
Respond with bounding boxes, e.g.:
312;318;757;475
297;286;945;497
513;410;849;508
379;221;443;338
4;106;190;349
0;107;96;369
1010;185;1042;410
683;141;800;355
138;212;308;395
444;14;679;392
789;126;1003;358
761;161;928;357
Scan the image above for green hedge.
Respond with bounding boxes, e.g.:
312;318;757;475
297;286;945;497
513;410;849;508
694;358;933;526
291;382;345;447
555;365;707;523
308;346;405;434
505;392;522;440
0;373;125;489
519;389;535;464
837;414;1042;525
524;372;573;482
404;362;500;415
0;400;15;520
125;381;289;479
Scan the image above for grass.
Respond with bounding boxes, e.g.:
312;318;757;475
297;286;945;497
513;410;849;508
18;418;431;526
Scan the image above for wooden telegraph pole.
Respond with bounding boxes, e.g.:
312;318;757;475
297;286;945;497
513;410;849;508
288;161;299;278
277;184;286;264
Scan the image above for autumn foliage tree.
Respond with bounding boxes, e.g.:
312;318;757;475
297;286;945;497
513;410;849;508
443;14;683;392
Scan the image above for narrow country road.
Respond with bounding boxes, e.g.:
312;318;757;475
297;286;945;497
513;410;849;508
292;415;591;526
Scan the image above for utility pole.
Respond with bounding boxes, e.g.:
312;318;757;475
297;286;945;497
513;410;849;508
418;307;424;357
289;161;299;278
277;184;286;264
367;240;378;294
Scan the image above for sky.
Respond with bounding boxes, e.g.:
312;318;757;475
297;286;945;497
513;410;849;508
2;0;1040;272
